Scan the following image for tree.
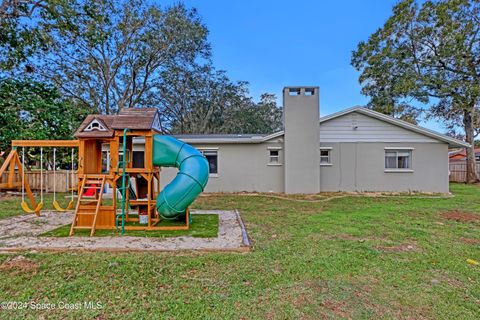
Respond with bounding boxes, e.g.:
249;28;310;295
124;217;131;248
0;78;90;156
352;0;480;183
0;1;47;70
157;63;282;135
222;93;283;134
0;0;282;135
1;0;210;114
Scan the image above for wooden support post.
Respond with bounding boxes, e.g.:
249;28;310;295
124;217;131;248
78;140;85;176
7;154;16;186
110;138;119;171
145;135;153;170
0;150;17;180
147;172;152;227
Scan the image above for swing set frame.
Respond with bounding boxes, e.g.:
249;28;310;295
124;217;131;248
0;140;79;216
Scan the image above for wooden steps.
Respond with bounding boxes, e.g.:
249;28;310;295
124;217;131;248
69;175;106;236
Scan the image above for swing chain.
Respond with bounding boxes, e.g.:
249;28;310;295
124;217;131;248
21;147;25;202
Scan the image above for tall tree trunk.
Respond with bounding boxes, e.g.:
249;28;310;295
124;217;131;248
463;109;478;183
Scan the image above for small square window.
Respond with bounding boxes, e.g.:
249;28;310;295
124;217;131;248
320;149;331;165
269;150;280;164
200;150;218;174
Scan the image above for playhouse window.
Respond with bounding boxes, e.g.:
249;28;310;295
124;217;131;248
132;151;145;168
200;150;218;175
84;119;107;132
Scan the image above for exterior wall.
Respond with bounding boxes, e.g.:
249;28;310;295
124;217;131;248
122;110;453;194
320;142;449;193
283;87;320;193
160;140;285;193
320;112;439;143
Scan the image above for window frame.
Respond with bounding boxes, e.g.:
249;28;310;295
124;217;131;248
198;148;219;177
267;147;282;166
384;147;414;172
320;147;332;166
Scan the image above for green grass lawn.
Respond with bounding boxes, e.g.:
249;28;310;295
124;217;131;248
0;193;65;220
0;184;479;319
41;214;218;238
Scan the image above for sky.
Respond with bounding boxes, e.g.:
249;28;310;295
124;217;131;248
163;0;445;132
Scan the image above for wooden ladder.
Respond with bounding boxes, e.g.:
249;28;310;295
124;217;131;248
69;175;106;236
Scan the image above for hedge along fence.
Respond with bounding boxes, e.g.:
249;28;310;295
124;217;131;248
449;161;480;183
0;170;78;193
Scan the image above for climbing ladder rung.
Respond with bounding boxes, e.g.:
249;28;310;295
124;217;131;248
69;174;106;237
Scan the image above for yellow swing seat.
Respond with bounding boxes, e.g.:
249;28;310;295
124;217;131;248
21;201;43;214
52;199;74;212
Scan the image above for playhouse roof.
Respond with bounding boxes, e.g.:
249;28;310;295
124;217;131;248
112;108;160;130
74;108;161;138
74;115;116;138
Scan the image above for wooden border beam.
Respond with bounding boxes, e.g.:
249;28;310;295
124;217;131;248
12;140;79;147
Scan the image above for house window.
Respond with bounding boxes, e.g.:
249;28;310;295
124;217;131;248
385;150;412;169
320;148;332;165
200;150;218;175
269;150;280;164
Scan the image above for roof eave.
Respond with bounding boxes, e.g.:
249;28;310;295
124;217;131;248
179;138;265;144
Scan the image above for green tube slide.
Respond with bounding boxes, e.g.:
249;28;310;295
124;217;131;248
152;135;209;220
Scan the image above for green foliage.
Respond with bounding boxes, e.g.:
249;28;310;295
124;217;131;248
221;93;283;134
352;0;480;124
0;0;212;114
0;78;90;153
160;64;283;134
352;0;480;181
0;0;282;135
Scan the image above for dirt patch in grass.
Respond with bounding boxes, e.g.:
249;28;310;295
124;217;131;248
0;193;18;200
442;211;480;223
320;299;350;318
323;233;387;243
335;233;363;241
430;270;466;289
374;243;421;252
460;237;480;245
0;255;39;275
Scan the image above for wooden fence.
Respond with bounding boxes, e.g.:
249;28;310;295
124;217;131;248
0;170;78;192
449;162;480;182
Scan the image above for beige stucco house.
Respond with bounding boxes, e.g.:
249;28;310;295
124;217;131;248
110;86;469;194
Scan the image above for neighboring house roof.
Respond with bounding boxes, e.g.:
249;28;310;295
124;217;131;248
74;108;161;138
448;148;480;161
169;107;469;148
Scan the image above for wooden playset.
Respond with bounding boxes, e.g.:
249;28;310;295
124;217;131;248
0;108;210;236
